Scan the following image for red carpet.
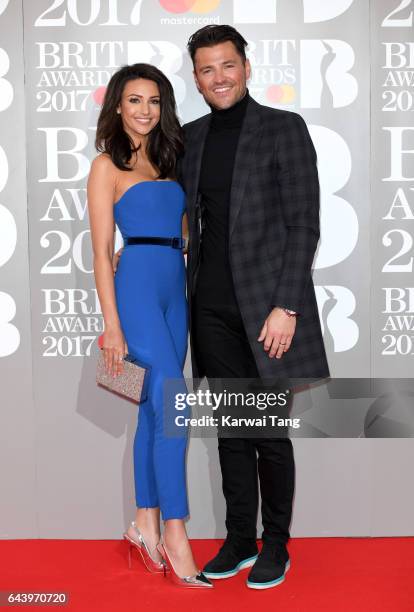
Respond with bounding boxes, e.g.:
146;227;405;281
0;538;413;611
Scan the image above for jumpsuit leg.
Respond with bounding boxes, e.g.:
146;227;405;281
165;286;188;371
132;305;189;521
133;399;158;508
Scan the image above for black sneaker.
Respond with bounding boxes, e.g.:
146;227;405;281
246;543;290;589
203;539;259;580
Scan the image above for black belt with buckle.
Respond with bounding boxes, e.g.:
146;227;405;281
125;236;185;249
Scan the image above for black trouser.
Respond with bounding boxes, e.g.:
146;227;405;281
193;296;295;547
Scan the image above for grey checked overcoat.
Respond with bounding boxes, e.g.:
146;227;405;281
179;95;330;382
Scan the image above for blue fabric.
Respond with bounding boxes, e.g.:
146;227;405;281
114;181;189;520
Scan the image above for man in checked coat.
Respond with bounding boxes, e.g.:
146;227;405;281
180;25;330;590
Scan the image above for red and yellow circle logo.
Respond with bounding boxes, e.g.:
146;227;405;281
159;0;221;14
266;85;296;105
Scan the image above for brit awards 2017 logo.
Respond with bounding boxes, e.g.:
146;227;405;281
247;38;358;109
379;23;414;363
34;38;186;113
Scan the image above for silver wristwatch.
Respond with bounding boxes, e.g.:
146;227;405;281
282;308;297;317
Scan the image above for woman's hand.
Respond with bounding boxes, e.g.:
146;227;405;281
112;247;123;274
102;324;128;377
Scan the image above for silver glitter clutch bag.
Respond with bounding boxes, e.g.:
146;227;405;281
96;350;151;404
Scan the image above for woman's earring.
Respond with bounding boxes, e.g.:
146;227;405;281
117;109;121;114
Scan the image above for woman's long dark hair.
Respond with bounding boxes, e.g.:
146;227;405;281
95;63;183;178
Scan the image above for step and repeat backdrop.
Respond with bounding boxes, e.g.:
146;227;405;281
1;0;414;538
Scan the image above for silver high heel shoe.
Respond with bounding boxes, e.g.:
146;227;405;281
123;521;167;573
157;537;213;588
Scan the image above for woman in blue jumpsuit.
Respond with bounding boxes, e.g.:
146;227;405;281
88;63;211;588
114;180;188;520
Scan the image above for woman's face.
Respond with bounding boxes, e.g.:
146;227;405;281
117;78;161;142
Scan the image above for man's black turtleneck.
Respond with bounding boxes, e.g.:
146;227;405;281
197;91;249;305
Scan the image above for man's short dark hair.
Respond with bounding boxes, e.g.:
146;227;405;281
187;25;248;65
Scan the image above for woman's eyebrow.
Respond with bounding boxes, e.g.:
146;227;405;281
125;93;160;98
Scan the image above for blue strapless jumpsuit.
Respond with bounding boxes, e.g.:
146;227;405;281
113;180;189;520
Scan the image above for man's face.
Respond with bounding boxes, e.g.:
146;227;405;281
193;41;251;110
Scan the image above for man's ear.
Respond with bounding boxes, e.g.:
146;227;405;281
245;58;251;82
193;70;202;93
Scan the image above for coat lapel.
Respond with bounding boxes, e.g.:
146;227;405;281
185;114;211;214
229;97;263;239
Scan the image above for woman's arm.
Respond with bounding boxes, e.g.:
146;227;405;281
87;154;127;377
182;212;188;255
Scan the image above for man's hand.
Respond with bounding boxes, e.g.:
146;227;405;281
112;247;123;275
257;308;297;359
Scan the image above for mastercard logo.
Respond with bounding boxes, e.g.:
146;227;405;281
266;85;296;105
159;0;221;14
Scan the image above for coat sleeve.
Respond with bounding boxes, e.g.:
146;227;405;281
270;112;320;314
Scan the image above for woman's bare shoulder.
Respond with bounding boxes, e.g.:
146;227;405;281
88;154;119;207
89;153;119;189
91;152;115;173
